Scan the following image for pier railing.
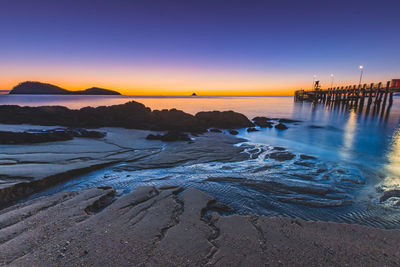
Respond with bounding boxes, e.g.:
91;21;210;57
294;80;400;108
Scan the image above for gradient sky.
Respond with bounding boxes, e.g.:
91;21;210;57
0;0;399;95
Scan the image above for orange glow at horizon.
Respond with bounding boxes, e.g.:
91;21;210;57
0;65;308;96
2;62;393;96
0;79;298;96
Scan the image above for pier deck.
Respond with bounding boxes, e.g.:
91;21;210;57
295;81;400;108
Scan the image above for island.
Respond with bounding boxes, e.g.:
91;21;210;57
9;81;121;95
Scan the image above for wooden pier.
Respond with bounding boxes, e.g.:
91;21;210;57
294;80;400;109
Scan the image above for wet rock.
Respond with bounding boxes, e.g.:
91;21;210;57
209;128;222;133
294;161;315;167
252;164;281;173
252;117;273;128
269;151;295;161
195;111;254;129
293;173;315;180
229;130;239;135
247;127;259;132
0;128;106;144
273;146;286;151
278;118;301;123
146;131;191;142
309;125;324;129
300;154;317;160
379;189;400;203
274;123;288;130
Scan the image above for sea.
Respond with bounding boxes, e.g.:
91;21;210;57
1;94;400;228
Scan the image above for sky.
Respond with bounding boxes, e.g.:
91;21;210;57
0;0;399;96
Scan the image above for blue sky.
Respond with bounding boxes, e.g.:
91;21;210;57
0;0;399;94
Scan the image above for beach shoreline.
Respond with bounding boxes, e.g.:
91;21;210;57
0;102;399;265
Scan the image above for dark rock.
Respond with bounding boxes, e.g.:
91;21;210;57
0;99;260;136
253;116;271;121
209;128;222;133
0;128;105;144
294;161;315;167
300;154;317;160
195;111;254;129
252;117;273;128
293;173;315;180
146;134;161;140
152;108;205;133
273;147;286;151
309;125;324;129
278;118;301;123
69;128;106;138
379;190;400;203
0;101;255;134
269;151;295;161
229;130;239;135
275;123;288;130
146;131;191;142
247;127;259;132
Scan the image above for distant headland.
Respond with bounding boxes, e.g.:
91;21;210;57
9;81;121;95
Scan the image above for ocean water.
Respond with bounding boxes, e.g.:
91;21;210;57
2;95;400;228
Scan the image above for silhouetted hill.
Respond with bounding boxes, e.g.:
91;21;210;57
9;81;121;95
75;87;121;95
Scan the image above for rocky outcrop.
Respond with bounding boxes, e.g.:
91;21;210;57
1;186;399;266
252;116;273;128
195;111;254;129
0;128;105;144
0;102;254;133
9;81;121;95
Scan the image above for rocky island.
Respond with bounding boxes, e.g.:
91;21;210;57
9;81;121;95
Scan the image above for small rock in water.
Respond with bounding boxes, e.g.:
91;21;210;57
379;189;400;203
229;130;239;135
278;118;301;123
275;123;288;130
209;128;222;133
300;154;317;160
273;146;286;151
247;127;259;132
294;161;314;167
252;117;273;128
269;151;295;161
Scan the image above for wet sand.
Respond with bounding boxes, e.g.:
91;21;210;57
1;186;399;266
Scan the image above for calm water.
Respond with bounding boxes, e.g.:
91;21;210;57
3;95;400;228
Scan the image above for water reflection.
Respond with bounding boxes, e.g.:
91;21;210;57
341;109;357;160
383;127;400;189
